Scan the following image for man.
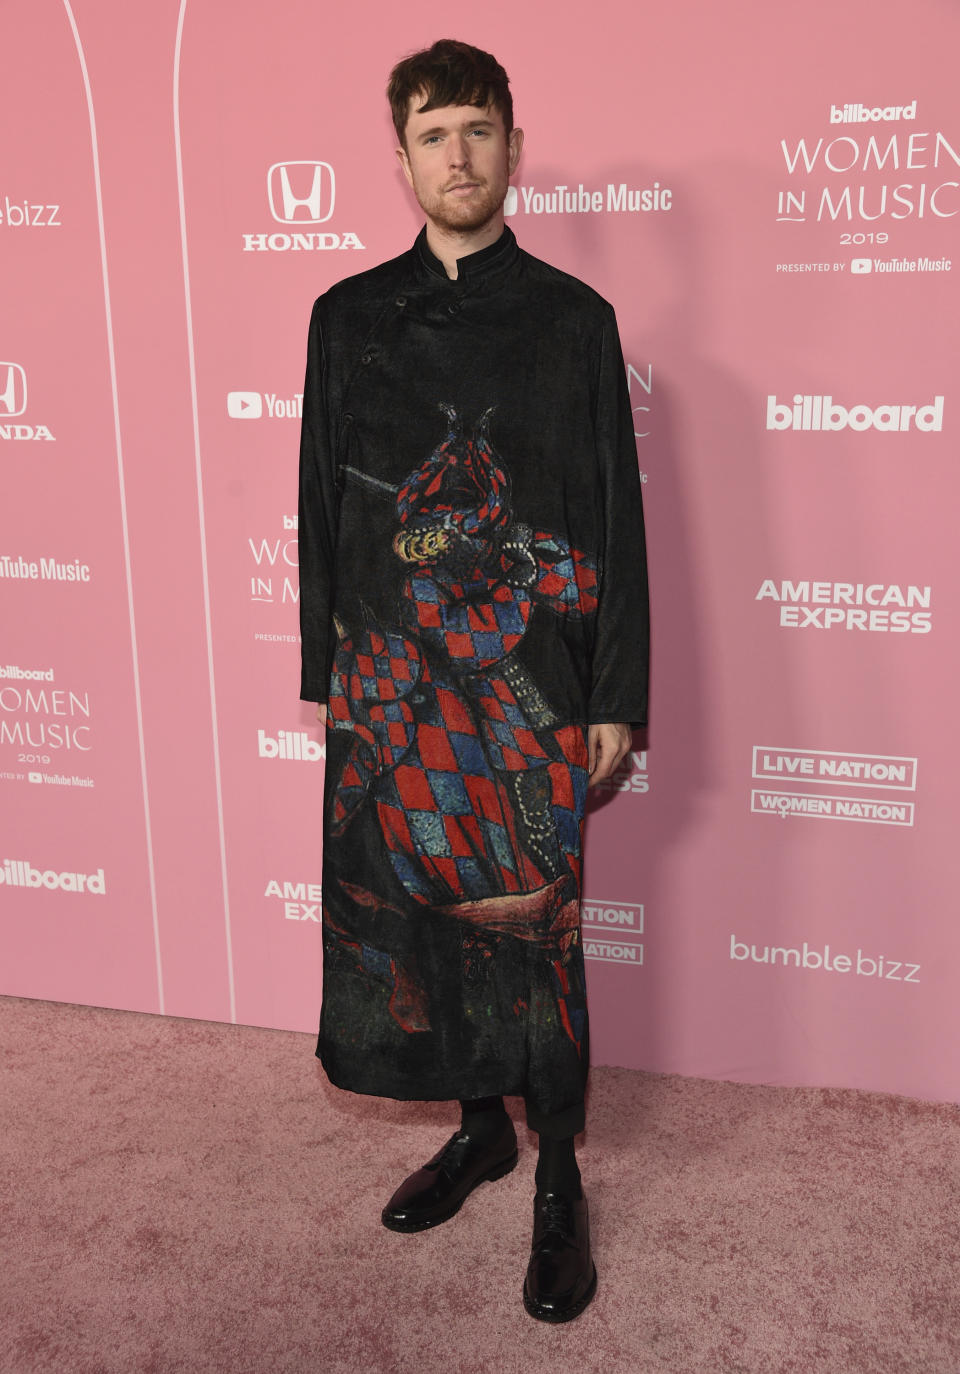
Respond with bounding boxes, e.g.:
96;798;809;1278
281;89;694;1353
298;39;648;1323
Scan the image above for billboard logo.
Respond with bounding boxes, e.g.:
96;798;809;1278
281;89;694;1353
268;162;335;224
0;857;105;893
257;728;324;761
851;258;872;273
829;101;916;124
503;186;518;216
766;394;943;432
0;362;27;417
0;665;53;681
227;391;262;419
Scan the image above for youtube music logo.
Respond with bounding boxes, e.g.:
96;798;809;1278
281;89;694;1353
227;391;302;419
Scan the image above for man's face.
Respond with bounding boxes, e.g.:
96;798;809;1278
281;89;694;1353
396;97;523;234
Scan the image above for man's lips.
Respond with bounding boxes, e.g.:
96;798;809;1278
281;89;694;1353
446;182;481;194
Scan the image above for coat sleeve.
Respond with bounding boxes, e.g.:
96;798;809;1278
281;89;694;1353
298;296;340;702
586;303;650;728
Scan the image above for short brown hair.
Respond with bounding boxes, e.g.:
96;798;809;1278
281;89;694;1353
387;39;514;146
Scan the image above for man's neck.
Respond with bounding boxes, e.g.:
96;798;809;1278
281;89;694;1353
425;213;506;280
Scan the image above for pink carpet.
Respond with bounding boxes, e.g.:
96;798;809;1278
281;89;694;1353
3;994;959;1372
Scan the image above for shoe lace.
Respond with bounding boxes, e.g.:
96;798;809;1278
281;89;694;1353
432;1131;472;1177
539;1194;574;1237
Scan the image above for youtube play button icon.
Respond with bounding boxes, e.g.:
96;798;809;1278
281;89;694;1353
227;391;263;418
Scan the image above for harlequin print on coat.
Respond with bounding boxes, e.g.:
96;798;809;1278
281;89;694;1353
325;407;598;1053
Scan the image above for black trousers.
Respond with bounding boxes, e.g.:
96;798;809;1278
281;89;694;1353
524;1098;585;1140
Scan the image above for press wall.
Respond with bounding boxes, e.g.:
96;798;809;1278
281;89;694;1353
3;0;958;1102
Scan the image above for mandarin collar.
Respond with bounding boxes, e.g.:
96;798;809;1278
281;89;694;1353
415;225;520;286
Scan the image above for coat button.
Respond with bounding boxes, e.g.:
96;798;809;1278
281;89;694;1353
361;352;373;365
395;295;407;307
447;302;460;315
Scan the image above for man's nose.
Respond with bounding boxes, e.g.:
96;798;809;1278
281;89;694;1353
447;135;470;167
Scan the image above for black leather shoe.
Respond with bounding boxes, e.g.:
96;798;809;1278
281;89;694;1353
523;1191;597;1322
381;1118;518;1232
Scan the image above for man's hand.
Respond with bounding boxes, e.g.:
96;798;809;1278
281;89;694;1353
587;722;631;787
316;702;327;727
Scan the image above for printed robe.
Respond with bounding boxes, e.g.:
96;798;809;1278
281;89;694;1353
298;227;648;1120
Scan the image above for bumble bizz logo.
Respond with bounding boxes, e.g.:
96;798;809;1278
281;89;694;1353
730;934;920;983
242;162;365;253
0;196;62;228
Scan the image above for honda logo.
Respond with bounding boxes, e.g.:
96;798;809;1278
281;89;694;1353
0;362;27;416
267;162;335;224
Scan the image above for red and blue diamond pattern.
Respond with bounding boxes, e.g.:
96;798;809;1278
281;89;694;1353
327;625;421;831
371;673;548;906
402;568;531;668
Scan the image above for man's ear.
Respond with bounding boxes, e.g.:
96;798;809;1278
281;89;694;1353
396;144;414;189
507;127;524;176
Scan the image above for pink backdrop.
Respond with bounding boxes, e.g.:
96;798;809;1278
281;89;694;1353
3;0;958;1103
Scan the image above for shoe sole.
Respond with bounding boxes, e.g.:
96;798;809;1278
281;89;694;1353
381;1148;519;1233
522;1263;598;1323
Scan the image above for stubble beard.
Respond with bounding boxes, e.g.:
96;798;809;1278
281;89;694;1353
418;179;506;236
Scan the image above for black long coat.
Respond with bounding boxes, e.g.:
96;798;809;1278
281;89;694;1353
298;227;648;1122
